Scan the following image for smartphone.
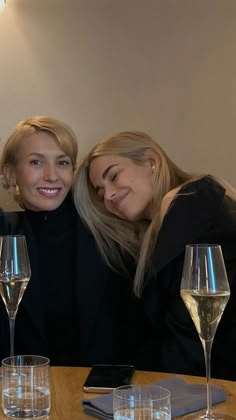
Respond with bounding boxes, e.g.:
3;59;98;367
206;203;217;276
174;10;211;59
83;364;135;393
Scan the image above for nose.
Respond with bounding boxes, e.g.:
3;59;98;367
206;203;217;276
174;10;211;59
104;184;117;201
43;162;58;182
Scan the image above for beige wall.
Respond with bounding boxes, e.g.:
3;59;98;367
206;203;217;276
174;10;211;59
0;0;236;210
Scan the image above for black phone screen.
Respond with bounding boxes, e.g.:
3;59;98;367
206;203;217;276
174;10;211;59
83;364;135;393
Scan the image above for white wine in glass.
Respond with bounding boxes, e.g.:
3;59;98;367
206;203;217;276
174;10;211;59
0;235;31;357
180;244;231;420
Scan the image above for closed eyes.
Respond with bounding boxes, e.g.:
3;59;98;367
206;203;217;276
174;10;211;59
94;169;120;200
110;173;117;182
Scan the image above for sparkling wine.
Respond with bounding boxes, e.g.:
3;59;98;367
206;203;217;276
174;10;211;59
181;289;230;341
0;278;30;318
114;408;170;420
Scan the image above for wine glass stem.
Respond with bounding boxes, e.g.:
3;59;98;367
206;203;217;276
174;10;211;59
201;338;214;417
9;317;16;357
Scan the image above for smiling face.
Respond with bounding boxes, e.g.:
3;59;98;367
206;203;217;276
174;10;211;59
89;154;155;221
8;131;74;211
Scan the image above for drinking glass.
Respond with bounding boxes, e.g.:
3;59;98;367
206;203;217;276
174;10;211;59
2;355;50;418
0;235;31;357
113;384;171;420
180;244;230;420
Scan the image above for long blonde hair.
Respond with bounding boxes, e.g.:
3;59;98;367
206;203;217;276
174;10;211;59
0;116;78;208
74;131;236;296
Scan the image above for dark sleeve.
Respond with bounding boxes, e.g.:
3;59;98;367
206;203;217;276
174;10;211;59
154;176;226;273
154;247;236;380
148;176;236;379
212;253;236;380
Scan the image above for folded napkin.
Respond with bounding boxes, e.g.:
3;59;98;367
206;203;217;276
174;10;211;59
82;377;226;419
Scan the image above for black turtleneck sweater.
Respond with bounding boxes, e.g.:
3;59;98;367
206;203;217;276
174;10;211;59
25;194;80;366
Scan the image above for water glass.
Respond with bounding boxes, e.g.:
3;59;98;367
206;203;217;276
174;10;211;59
113;384;171;420
2;355;50;418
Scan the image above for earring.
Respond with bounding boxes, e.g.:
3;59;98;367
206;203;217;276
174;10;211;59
8;181;16;193
8;182;20;195
151;165;156;174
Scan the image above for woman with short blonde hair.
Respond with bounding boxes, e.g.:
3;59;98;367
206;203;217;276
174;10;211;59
0;118;137;368
0;115;78;208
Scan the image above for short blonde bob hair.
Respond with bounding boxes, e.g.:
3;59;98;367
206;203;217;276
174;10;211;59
0;115;78;207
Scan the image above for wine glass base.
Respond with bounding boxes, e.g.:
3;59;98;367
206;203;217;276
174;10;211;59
183;414;235;420
200;416;235;420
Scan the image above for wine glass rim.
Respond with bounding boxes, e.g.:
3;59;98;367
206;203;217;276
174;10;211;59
186;244;221;248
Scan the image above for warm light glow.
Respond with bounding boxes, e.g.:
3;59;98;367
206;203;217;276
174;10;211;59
0;0;6;10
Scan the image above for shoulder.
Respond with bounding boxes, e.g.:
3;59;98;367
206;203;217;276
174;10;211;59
178;175;226;196
153;176;232;273
161;176;226;221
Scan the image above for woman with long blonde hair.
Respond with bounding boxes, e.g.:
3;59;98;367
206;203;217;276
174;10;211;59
74;130;236;379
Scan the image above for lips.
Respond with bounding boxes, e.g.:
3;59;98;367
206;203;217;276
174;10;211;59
37;188;61;198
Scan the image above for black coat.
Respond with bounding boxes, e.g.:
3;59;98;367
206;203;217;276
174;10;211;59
0;197;140;366
140;176;236;380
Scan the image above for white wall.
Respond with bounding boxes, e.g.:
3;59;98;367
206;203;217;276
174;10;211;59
0;0;236;209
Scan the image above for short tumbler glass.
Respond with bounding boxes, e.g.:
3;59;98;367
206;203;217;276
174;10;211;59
2;355;50;419
113;384;171;420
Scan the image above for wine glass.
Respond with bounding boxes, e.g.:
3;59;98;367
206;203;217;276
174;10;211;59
0;235;31;357
180;244;230;420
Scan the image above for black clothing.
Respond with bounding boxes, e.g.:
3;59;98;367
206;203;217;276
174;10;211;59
25;197;79;365
0;194;140;366
140;176;236;380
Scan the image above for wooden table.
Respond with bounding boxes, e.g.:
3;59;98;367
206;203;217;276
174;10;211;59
1;367;236;419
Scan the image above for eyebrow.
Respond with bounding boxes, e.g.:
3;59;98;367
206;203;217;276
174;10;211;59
102;164;119;179
28;153;69;159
